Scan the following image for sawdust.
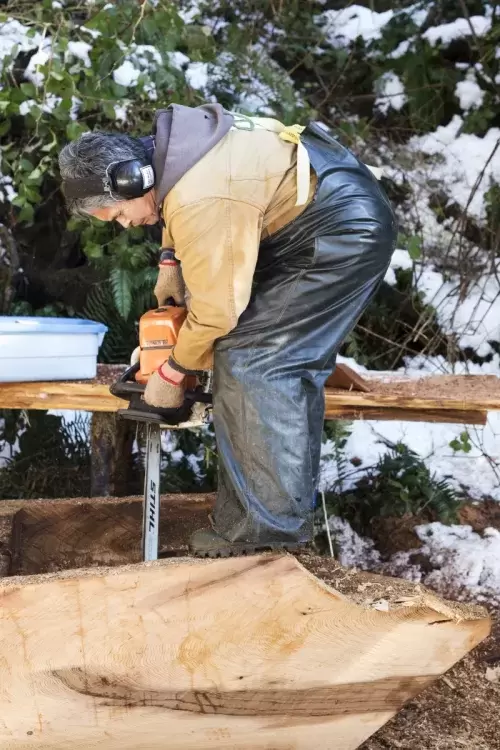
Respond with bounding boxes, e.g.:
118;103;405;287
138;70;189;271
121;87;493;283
297;552;487;620
75;364;126;385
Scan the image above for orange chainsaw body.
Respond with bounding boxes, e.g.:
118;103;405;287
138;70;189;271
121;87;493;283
135;306;197;389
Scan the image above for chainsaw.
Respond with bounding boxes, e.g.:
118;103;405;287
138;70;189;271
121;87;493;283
110;303;213;428
110;302;213;563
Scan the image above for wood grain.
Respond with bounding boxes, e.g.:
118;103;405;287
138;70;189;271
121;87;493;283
0;375;497;424
0;554;490;750
325;363;372;392
325;405;488;425
0;380;122;412
3;495;213;576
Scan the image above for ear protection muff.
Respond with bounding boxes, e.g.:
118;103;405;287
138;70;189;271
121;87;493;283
62;135;156;201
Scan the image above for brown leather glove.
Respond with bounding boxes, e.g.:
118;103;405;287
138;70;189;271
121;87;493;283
153;249;185;307
144;368;185;409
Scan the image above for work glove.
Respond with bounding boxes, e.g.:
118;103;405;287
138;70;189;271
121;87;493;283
144;367;185;409
153;249;185;307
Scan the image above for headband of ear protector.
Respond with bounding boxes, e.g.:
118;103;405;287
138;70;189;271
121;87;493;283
62;135;156;201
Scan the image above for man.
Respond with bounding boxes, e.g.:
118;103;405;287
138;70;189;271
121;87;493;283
59;103;397;557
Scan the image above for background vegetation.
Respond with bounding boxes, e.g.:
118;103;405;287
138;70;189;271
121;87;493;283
1;1;498;517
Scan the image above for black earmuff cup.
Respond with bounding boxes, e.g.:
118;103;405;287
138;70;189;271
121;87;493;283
110;159;153;200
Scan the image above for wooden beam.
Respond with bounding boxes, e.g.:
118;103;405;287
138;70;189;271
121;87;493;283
0;554;490;750
4;494;213;576
326;363;372;392
325;405;488;425
324;385;500;412
1;368;499;424
0;380;122;412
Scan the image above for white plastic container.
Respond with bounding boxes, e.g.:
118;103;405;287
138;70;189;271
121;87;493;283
0;317;108;382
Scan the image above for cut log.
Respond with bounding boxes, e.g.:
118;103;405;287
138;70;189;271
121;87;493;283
2;494;213;576
0;553;490;750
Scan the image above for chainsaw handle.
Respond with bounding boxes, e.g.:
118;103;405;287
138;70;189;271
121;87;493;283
185;390;212;405
110;363;212;405
109;363;143;400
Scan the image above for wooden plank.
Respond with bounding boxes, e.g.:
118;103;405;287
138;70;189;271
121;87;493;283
0;380;122;412
0;555;490;750
1;368;499;422
324;387;500;412
0;380;495;415
325;405;488;425
326;363;372;392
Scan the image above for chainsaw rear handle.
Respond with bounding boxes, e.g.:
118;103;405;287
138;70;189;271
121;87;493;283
110;362;212;404
109;363;143;399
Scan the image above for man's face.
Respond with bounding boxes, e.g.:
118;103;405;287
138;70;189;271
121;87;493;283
91;191;159;228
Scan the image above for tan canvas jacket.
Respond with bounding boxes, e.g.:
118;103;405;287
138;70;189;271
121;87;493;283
161;127;316;373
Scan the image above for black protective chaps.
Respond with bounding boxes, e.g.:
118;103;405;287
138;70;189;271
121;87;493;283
211;123;398;543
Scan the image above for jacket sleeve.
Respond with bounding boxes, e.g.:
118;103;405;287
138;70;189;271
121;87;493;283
165;197;263;373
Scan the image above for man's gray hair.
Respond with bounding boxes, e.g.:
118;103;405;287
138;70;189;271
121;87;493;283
59;132;146;216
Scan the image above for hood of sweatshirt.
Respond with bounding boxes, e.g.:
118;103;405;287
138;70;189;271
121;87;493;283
152;103;234;204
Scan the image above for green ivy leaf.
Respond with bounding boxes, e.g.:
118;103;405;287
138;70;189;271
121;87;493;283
27;167;43;183
66;121;89;140
19;158;33;172
20;82;37;98
84;241;104;260
102;101;117;120
18;204;35;223
407;235;422;260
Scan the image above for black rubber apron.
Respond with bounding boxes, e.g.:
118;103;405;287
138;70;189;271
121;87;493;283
211;122;398;544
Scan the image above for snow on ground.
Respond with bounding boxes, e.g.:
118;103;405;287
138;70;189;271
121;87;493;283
322;5;395;46
326;516;380;569
383;247;413;285
416;262;500;357
374;72;407;115
415;522;500;604
325;515;500;604
422;16;492;47
407;116;500;221
455;70;485;111
325;347;500;504
321;411;500;502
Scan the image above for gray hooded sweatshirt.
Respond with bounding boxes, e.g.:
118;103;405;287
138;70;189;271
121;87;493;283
152;103;234;204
